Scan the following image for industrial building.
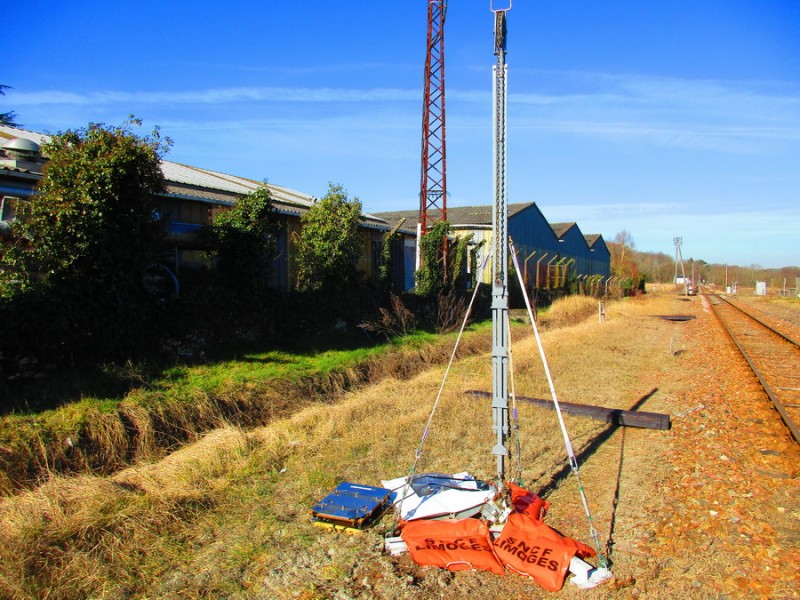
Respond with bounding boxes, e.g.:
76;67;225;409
2;125;609;296
373;204;611;291
0;125;418;293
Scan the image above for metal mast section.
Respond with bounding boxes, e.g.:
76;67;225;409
491;2;511;484
417;0;448;268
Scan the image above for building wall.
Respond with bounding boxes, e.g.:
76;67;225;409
284;217;301;290
587;239;611;279
508;205;561;288
451;215;611;290
270;216;290;290
553;225;586;284
1;129;420;295
449;228;493;285
403;237;416;291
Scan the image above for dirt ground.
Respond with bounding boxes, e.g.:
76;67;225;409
294;292;800;599
255;295;800;599
2;291;798;599
590;293;800;599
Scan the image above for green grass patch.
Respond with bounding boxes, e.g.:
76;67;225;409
0;325;491;495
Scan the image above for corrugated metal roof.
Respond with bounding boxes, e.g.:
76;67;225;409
373;202;534;227
0;125;318;209
0;165;39;178
550;222;576;238
0;125;49;145
584;234;601;246
1;126;431;236
369;209;418;223
159;162;261;196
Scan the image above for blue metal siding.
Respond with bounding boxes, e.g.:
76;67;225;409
508;204;559;267
588;240;611;278
556;226;587;260
403;238;416;291
507;210;611;284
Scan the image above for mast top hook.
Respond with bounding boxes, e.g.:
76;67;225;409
490;0;511;13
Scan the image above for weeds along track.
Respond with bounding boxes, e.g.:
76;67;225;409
705;293;800;444
741;297;800;334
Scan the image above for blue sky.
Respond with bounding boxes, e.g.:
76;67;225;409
4;1;799;268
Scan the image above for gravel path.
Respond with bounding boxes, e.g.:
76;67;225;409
634;294;800;598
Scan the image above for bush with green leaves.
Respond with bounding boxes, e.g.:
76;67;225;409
415;222;478;297
207;187;278;296
294;183;363;294
414;221;450;297
0;119;171;362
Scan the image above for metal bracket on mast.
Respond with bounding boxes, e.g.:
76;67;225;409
490;1;510;484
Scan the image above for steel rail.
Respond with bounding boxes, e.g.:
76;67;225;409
714;294;800;348
704;293;800;444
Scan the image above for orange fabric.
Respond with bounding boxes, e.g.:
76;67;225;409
401;518;505;576
508;483;550;521
493;513;595;591
533;519;597;560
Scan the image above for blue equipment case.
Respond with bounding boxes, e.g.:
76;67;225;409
311;482;391;529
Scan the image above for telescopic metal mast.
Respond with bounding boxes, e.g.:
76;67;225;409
490;2;511;483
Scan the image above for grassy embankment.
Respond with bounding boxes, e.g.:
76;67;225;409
0;327;478;495
0;296;606;498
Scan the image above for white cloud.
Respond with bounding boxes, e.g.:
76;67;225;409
14;70;799;155
12;86;421;107
504;70;800;152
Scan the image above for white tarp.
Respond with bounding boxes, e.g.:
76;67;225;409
381;472;497;521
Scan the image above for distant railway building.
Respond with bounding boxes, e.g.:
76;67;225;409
373;202;611;291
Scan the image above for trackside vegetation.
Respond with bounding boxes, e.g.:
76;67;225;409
0;326;492;495
0;292;700;599
0;294;605;495
0;118;597;500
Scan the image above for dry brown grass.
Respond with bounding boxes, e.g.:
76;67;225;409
0;293;715;598
538;294;602;330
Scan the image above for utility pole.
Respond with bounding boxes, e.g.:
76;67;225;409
673;236;687;294
490;1;510;483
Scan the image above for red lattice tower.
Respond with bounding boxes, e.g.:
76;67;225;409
419;0;447;234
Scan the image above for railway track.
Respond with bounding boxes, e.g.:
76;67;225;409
705;293;800;444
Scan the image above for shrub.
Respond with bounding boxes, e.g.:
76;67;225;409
0;119;171;363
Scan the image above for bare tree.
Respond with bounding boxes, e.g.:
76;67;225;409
610;230;635;278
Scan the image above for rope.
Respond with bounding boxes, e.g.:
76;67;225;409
509;240;608;568
391;251;492;535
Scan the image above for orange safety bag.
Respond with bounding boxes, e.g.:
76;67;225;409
493;513;596;591
401;518;506;575
508;482;550;520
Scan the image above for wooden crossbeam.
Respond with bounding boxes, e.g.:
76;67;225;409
466;390;671;431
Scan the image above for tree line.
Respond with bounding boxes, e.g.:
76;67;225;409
608;230;799;290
